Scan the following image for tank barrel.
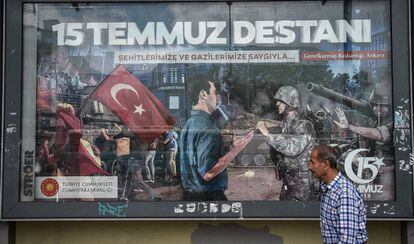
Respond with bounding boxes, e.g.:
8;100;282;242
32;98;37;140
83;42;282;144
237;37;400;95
306;82;375;118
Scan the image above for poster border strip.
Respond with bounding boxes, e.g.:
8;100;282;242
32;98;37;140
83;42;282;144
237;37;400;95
1;0;413;220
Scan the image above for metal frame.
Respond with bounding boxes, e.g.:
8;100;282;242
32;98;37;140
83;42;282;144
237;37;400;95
1;0;412;220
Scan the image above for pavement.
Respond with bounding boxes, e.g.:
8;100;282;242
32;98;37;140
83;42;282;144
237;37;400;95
132;167;282;201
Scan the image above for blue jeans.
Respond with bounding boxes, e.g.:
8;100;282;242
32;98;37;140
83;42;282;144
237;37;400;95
144;150;156;181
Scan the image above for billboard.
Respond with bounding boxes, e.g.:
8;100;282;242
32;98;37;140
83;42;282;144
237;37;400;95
3;0;412;219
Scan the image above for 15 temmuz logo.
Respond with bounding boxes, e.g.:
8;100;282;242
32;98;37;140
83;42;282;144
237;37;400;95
344;149;385;193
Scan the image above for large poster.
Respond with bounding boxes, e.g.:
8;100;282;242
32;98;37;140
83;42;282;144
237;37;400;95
21;1;395;206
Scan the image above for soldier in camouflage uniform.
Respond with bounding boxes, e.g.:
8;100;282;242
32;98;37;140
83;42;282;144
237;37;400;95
334;83;393;158
257;86;320;201
334;83;394;200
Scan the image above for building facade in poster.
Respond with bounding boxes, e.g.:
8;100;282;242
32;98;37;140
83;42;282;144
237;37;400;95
20;1;396;204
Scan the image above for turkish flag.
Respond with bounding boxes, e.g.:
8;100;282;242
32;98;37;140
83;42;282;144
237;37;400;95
36;75;52;112
55;106;108;176
55;106;82;152
78;140;109;176
89;65;175;143
55;106;82;175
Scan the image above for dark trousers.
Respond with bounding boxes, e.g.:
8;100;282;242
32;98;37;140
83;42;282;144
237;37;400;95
183;190;227;201
116;155;158;200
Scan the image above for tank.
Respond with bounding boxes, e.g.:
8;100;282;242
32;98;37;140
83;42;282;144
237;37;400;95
306;82;375;118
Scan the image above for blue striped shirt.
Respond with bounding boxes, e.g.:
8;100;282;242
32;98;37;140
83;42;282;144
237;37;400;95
320;172;368;244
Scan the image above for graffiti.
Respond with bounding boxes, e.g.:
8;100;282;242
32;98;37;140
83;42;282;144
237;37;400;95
369;204;381;214
210;203;219;213
395;129;410;146
222;203;231;213
369;203;397;215
186;203;196;213
197;202;208;213
6;123;17;134
400;98;409;105
172;202;243;215
398;158;413;174
382;203;396;215
173;204;184;214
98;202;128;217
394;110;409;128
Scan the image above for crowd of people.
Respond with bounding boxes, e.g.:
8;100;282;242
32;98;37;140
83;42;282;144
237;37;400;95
93;126;180;200
36;102;180;201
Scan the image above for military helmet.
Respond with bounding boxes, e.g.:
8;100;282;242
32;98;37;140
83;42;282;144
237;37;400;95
273;86;301;108
369;83;391;105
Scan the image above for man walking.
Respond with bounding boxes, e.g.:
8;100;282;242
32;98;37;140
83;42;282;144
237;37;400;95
308;144;368;243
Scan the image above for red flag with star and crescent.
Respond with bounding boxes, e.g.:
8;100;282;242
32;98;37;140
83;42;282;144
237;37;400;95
88;65;175;143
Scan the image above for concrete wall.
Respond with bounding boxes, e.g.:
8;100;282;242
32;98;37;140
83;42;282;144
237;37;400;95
15;220;400;244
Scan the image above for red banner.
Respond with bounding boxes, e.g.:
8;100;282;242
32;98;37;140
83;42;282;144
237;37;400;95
301;50;389;61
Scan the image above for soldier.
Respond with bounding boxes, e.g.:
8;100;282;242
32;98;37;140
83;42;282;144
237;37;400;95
256;86;320;201
334;82;392;158
334;82;394;201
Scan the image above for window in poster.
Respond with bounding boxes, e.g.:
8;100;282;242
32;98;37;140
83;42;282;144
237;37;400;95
20;1;397;206
169;96;180;110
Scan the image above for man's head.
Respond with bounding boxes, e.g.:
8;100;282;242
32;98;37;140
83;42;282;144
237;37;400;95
275;101;288;114
113;132;131;156
191;80;218;114
369;82;391;117
273;86;301;115
308;144;338;183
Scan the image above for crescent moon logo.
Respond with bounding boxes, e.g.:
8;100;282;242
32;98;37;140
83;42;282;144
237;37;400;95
344;148;382;184
110;83;140;111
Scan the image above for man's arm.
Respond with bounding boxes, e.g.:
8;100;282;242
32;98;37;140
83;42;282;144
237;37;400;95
101;128;112;141
265;133;312;157
334;107;386;141
257;120;314;157
348;125;383;141
162;137;170;144
203;131;254;181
